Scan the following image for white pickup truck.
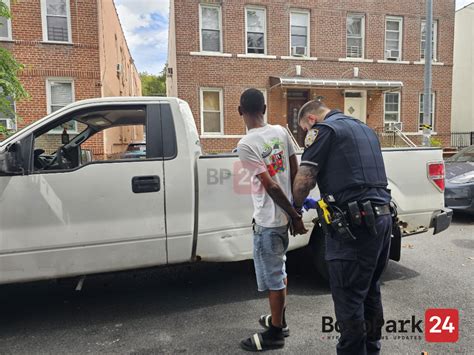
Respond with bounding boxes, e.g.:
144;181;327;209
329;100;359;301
0;97;452;285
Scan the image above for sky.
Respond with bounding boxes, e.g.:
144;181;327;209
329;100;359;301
114;0;474;76
114;0;169;75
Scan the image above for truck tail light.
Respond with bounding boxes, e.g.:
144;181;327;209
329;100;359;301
427;162;445;192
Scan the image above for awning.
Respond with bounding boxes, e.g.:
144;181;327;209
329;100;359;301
270;76;403;90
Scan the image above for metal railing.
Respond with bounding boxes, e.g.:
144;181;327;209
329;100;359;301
285;125;303;151
437;131;474;149
375;126;417;148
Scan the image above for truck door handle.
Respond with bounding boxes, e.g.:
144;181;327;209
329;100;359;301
132;175;160;193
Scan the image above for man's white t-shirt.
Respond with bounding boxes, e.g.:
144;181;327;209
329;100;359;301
237;124;296;228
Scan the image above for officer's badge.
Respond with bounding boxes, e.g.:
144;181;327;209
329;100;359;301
304;129;319;148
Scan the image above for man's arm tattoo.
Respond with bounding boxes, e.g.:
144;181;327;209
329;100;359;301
293;165;319;207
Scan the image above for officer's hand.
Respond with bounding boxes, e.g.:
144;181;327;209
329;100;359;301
303;197;317;211
291;216;308;236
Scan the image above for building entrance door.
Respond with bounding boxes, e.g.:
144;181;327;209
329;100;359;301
287;90;309;147
344;91;367;123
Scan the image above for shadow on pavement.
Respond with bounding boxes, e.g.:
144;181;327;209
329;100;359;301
381;260;420;283
0;247;328;336
451;211;474;224
0;246;422;337
451;239;474;250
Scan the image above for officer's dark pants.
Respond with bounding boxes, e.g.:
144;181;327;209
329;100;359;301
326;214;392;355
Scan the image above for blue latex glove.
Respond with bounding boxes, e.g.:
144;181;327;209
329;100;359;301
303;197;317;211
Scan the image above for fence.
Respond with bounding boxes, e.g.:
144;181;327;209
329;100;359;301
375;129;474;149
447;132;473;149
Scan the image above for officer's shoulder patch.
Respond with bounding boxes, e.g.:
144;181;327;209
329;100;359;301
304;128;319;148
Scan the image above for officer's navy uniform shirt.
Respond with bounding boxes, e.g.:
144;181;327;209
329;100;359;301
301;110;391;206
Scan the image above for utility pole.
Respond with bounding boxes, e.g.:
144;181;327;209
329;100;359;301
422;0;433;147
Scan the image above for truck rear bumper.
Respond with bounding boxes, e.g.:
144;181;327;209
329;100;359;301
430;208;453;235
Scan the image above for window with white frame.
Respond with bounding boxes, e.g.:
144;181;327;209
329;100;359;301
290;11;309;57
419;93;435;130
0;96;16;130
0;0;12;40
346;14;365;58
384;92;400;122
47;79;76;132
201;89;223;134
41;0;71;43
246;7;266;54
200;4;221;52
385;17;402;61
420;20;437;61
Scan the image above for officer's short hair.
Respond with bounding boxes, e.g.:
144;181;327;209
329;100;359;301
240;89;265;115
298;100;328;122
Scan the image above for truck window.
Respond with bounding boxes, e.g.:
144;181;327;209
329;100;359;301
32;106;152;172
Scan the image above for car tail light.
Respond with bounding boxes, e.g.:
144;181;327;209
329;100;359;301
427;162;445;192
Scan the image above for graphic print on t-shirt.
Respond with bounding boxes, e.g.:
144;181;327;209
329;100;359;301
262;138;286;177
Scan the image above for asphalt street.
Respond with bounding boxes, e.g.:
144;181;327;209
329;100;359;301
0;213;472;355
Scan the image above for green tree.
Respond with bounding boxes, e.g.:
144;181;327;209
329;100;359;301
140;67;166;96
0;0;29;138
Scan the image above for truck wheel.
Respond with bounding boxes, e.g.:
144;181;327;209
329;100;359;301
309;223;401;282
309;225;329;282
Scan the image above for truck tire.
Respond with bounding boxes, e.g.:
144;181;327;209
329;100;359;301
309;222;401;282
309;225;329;282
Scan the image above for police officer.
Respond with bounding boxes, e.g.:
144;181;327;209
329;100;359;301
292;100;392;355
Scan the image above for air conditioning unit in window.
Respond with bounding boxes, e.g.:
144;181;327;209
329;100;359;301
386;49;399;61
292;46;307;57
0;118;14;130
384;122;403;132
116;63;123;75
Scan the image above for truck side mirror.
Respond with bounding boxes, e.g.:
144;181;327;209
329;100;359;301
0;142;24;175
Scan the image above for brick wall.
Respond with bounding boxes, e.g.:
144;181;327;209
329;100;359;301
1;0;140;156
170;0;455;153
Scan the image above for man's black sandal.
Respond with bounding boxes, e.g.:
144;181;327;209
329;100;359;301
259;315;290;337
240;329;285;352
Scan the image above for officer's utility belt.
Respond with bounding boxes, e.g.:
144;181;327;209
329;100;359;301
344;201;391;238
315;196;391;241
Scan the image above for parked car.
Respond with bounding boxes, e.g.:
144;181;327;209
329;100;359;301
0;97;452;285
445;145;474;214
121;141;146;159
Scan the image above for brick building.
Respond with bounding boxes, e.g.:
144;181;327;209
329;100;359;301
167;0;455;153
0;0;141;157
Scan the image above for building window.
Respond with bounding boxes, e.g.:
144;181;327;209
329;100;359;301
346;14;365;58
0;0;12;41
200;4;222;52
0;96;16;131
41;0;72;43
201;88;223;134
419;93;435;130
290;11;309;57
384;92;400;122
421;20;437;61
246;7;266;54
46;79;76;132
385;17;402;61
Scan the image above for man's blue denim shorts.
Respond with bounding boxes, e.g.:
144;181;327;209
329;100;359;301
253;224;289;292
